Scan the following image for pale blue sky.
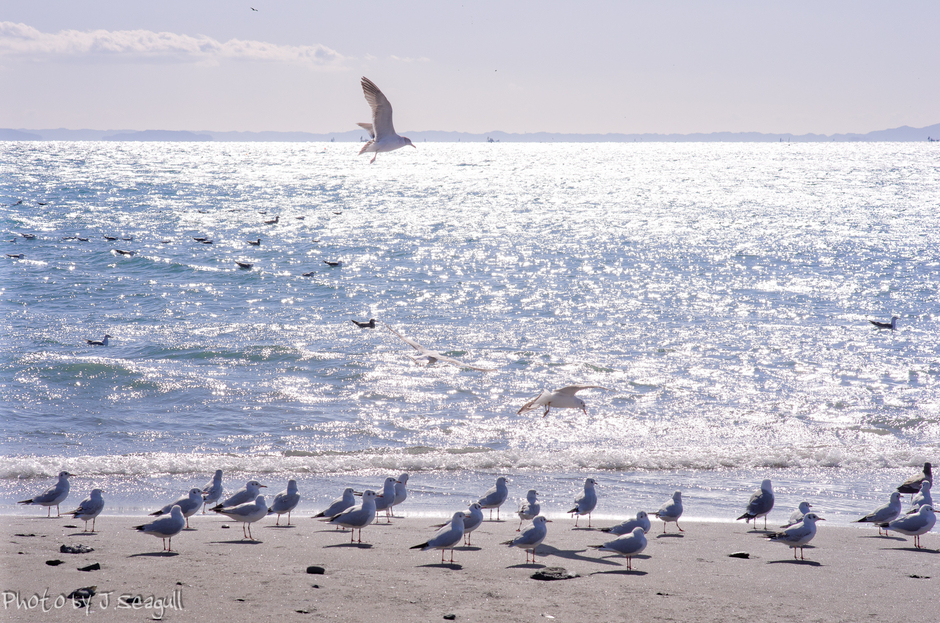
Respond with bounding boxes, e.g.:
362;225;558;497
1;1;937;134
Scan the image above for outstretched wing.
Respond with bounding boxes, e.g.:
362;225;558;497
356;122;375;139
431;352;496;373
385;323;428;353
361;77;396;139
556;385;609;397
517;391;550;414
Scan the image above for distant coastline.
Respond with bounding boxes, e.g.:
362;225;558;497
1;123;938;143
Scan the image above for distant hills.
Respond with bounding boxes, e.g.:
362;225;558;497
2;123;939;143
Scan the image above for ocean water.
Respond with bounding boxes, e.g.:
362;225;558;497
1;141;938;525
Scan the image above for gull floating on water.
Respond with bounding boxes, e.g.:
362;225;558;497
86;335;112;346
736;479;775;529
767;512;824;560
357;77;415;164
151;488;203;529
869;316;899;330
66;488;104;532
590;526;648;570
877;505;937;549
268;479;301;525
386;323;496;372
502;515;551;564
568;478;598;528
327;490;377;542
897;462;932;496
351;319;376;329
517;385;609;417
654;490;684;533
602;510;652;536
213;494;268;540
477;476;509;520
201;470;224;513
17;471;71;517
855;491;902;536
517;489;540;531
410;511;466;563
210;480;266;511
780;501;813;528
134;505;185;551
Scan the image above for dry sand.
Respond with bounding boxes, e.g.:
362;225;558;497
1;512;936;622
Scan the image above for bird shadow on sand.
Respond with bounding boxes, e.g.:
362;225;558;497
209;539;263;545
767;559;822;567
416;562;463;570
538;545;620;566
507;562;547;569
264;525;296;529
455;545;482;552
324;542;373;549
859;535;905;542
128;551;180;558
655;533;685;539
590;568;649;577
67;531;99;537
881;546;938;554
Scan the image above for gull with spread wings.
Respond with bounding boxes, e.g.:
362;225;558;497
385;323;496;372
358;77;415;163
517;385;610;417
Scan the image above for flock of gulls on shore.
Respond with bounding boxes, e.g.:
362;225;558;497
16;462;935;566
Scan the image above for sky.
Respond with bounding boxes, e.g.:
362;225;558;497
1;1;938;135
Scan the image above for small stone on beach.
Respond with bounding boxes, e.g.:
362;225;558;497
77;563;101;572
46;559;64;566
60;544;94;554
728;551;750;559
306;565;326;574
531;567;579;581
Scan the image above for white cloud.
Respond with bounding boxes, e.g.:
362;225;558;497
0;22;345;67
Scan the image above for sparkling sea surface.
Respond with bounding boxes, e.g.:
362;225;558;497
1;141;938;524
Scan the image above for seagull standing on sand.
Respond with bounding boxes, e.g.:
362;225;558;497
477;476;509;520
854;491;902;536
877;505;937;549
780;501;813;528
654;490;684;533
67;489;105;532
17;471;71;517
210;480;266;511
391;473;409;515
460;503;485;545
410;511;466;563
150;488;203;529
897;462;932;496
905;480;932;515
767;512;824;560
517;489;540;531
517;385;609;417
201;470;224;513
212;494;268;540
386;323;496;371
736;479;775;529
358;77;415;164
327;490;377;543
366;476;399;523
268;479;301;525
502;515;551;564
568;478;598;528
314;487;357;525
590;527;648;570
133;505;185;552
602;510;651;536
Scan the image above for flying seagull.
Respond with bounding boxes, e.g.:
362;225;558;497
517;385;609;417
385;323;496;372
357;77;415;163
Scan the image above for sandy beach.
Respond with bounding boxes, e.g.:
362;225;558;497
1;511;936;622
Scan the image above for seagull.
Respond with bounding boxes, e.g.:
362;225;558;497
86;335;112;346
264;216;279;225
517;489;540;531
66;489;104;532
150;488;203;529
268;479;301;526
193;237;208;242
248;239;261;246
897;462;932;496
134;505;185;551
371;476;399;523
386;323;496;372
767;512;824;560
327;490;377;542
20;232;35;239
460;503;485;545
391;473;409;515
877;505;937;549
357;77;415;164
212;494;268;540
114;249;135;256
201;470;224;513
590;526;648;570
780;501;813;528
855;491;902;536
313;487;357;525
654;490;684;533
502;516;551;564
351;319;376;329
568;478;598;528
104;235;117;241
517;385;609;417
17;471;72;517
477;476;509;520
236;261;253;269
736;479;775;529
601;511;652;536
410;511;466;563
7;253;24;259
869;316;899;330
209;480;266;511
905;480;933;515
323;260;343;267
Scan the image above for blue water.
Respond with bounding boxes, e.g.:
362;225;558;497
1;141;937;524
